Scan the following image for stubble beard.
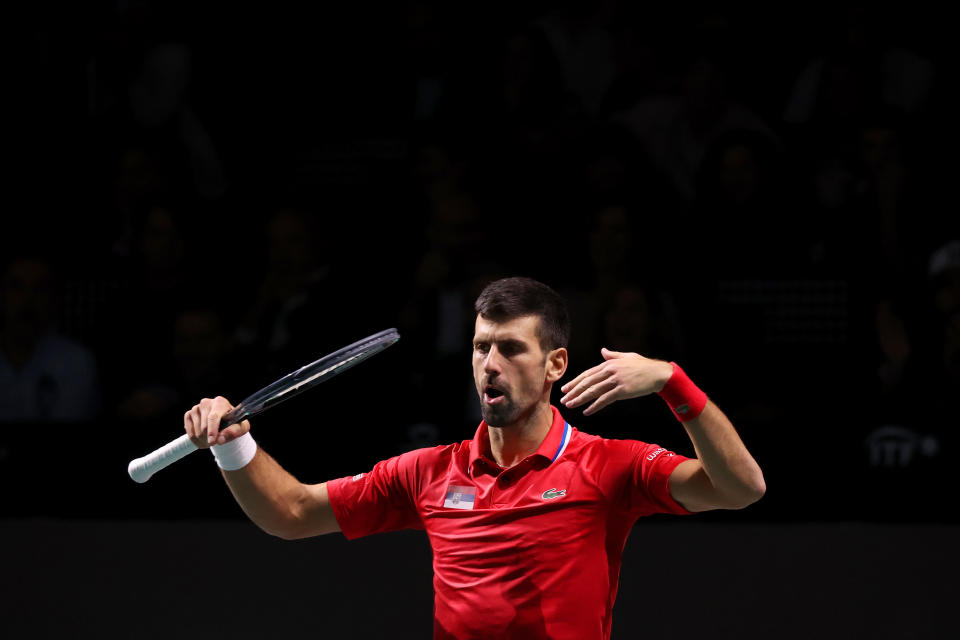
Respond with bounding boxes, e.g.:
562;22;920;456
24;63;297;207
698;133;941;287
480;395;521;427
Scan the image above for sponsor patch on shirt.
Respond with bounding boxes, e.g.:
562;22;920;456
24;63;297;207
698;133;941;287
646;447;674;461
443;485;476;510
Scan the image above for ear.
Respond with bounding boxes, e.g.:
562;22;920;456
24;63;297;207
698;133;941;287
545;347;568;384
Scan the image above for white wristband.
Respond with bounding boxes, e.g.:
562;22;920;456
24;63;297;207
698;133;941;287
211;432;257;471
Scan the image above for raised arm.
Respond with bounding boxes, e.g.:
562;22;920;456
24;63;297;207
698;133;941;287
560;349;765;512
185;396;340;539
662;400;765;511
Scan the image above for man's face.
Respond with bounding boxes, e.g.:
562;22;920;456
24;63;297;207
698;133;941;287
472;314;553;427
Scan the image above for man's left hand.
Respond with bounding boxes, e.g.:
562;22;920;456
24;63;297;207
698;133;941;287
560;349;674;415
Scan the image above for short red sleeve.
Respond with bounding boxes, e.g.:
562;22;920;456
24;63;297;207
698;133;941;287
327;448;431;540
629;442;692;516
597;439;693;517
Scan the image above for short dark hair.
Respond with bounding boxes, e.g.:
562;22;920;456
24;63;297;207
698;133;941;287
474;277;570;351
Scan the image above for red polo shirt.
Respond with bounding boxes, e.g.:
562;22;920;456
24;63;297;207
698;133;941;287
327;406;692;639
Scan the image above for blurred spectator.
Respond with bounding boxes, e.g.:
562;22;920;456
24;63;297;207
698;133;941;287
406;1;454;122
781;6;936;279
855;239;959;519
549;202;635;344
130;42;226;198
132;42;226;199
495;24;570;132
587;204;639;292
173;307;235;399
233;208;343;379
557;203;678;368
132;201;188;293
852;113;914;282
570;280;684;444
688;128;801;279
599;282;684;360
116;304;238;425
440;22;570;134
110;147;173;257
566;122;680;219
0;256;100;422
875;298;914;395
597;16;671;118
927;241;960;390
614;24;776;202
534;0;618;116
97;200;194;411
437;21;580;220
398;132;486;346
783;4;934;129
801;108;939;293
855;110;946;286
90;29;227;205
419;145;485;283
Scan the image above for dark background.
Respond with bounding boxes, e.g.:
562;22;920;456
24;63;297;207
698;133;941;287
2;1;957;637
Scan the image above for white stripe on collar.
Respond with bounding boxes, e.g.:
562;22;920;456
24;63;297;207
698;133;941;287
550;422;571;463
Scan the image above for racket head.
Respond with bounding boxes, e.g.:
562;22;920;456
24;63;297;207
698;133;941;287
221;328;400;426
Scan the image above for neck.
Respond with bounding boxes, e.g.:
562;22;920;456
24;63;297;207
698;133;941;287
486;400;554;468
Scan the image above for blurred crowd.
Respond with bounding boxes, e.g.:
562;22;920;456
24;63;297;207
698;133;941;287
2;2;956;521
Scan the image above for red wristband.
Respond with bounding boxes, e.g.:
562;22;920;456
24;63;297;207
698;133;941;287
657;362;708;422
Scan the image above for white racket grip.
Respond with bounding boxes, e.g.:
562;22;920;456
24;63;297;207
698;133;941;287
127;434;199;483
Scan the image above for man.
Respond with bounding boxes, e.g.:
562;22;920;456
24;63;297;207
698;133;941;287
0;256;100;422
185;277;765;639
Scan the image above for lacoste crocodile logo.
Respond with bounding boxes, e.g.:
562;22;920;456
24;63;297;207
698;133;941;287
541;488;566;500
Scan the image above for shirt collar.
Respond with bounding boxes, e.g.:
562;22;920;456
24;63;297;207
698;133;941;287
468;405;571;476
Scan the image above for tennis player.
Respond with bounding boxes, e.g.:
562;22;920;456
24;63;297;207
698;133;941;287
185;277;765;639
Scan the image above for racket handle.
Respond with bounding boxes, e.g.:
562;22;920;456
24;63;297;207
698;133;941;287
127;434;199;483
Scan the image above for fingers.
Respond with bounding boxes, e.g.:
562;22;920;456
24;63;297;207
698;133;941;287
561;350;660;414
561;368;614;407
216;420;251;445
583;388;619;416
184;405;206;448
560;362;605;395
560;348;634;412
205;397;229;445
184;397;235;449
560;348;635;396
601;347;628;360
562;376;617;409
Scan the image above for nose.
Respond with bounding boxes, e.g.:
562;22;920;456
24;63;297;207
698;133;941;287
482;346;502;375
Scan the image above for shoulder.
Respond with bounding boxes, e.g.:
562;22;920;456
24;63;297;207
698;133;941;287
568;428;663;468
569;427;654;456
386;441;466;478
396;442;459;464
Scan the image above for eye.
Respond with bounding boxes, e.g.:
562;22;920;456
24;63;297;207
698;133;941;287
474;342;490;354
499;341;525;357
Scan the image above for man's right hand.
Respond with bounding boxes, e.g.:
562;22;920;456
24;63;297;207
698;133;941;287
184;396;252;449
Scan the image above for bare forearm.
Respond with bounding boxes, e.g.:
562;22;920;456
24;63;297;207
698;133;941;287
560;352;765;510
681;401;765;506
184;396;338;538
221;448;332;539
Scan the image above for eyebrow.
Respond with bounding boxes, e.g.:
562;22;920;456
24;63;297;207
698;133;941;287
474;337;527;349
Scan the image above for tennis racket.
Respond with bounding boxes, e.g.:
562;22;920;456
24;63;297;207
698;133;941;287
127;327;400;483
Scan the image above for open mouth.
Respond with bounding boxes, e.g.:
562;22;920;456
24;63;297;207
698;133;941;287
484;385;505;404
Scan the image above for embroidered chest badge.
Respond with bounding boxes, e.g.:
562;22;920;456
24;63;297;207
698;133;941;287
541;488;566;500
443;485;476;510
